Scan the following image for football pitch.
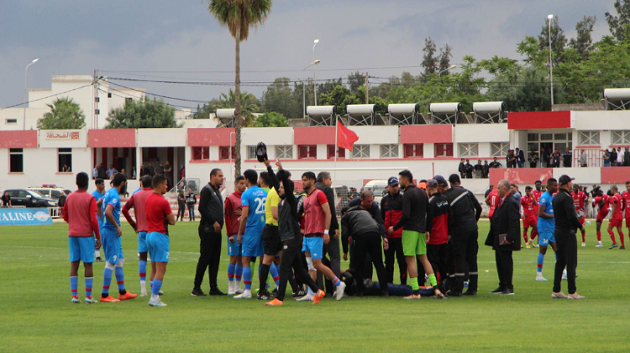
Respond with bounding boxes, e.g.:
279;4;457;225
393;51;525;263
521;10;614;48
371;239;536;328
1;221;629;352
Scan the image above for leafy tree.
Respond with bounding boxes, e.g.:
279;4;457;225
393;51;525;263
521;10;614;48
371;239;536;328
606;0;630;42
210;89;260;127
421;37;438;78
347;71;365;93
208;0;272;178
192;103;212;119
106;97;178;128
253;112;288;127
318;85;361;116
37;97;86;129
538;16;567;66
439;44;453;75
570;16;596;59
262;77;301;120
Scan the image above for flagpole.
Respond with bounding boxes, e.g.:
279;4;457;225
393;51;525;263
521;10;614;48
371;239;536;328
334;115;338;182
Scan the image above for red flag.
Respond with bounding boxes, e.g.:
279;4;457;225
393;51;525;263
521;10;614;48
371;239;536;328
336;120;359;150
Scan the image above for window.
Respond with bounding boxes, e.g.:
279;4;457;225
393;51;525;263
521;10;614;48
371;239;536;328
107;92;112;98
219;146;235;160
541;134;553;141
351;145;370;158
491;143;509;157
327;145;345;159
612;130;630;145
403;144;423;158
247;146;257;160
298;145;317;159
458;143;478;157
578;131;600;146
192;146;209;161
380;144;399;158
5;118;17;124
275;146;293;159
527;133;539;141
10;148;23;172
58;148;72;172
434;143;453;157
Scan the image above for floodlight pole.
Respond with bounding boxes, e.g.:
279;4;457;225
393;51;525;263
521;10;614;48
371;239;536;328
24;58;39;130
548;14;554;108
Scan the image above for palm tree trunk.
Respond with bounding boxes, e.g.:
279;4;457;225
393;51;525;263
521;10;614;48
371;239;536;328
234;28;242;179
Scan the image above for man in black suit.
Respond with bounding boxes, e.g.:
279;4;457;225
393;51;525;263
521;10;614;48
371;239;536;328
485;179;521;295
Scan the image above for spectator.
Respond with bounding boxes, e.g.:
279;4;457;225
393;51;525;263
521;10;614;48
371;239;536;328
617;147;623;166
624;147;630;166
186;189;197;221
146;162;154;177
92;164;98;180
603;149;611;167
482;160;490;178
464;159;473;179
489;157;502;169
515;148;525;168
1;191;11;208
551;148;561;168
506;150;516;168
106;164;117;179
177;190;186;221
120;168;126;177
563;149;572;168
474;160;484;179
180;165;185;180
541;147;550;168
131;166;137;179
580;149;588;167
156;162;164;176
529;151;539;168
610;148;618;167
62;164;71;172
164;161;173;189
458;158;466;178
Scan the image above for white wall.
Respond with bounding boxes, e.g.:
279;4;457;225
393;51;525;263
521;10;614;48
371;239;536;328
572;110;630;131
138;128;186;147
454;124;509;143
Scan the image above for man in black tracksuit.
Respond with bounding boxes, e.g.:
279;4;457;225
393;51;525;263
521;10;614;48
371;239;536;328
426;179;454;293
551;175;585;299
442;174;482;296
341;205;388;296
381;177;407;285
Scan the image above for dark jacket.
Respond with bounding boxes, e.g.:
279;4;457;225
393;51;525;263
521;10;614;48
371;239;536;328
381;192;403;238
341;206;382;252
177;193;185;207
552;188;583;233
444;186;482;235
198;183;224;231
348;198;386;237
485;195;521;251
186;193;196;205
315;182;339;234
276;170;301;242
393;184;428;233
426;192;454;245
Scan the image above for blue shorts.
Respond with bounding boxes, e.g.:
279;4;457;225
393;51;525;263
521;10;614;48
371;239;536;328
538;232;556;247
242;235;263;257
147;232;170;263
302;236;324;259
101;228;124;264
227;235;241;257
138;231;148;253
69;237;95;263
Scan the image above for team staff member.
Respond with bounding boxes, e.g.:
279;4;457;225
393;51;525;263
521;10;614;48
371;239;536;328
145;175;176;307
192;168;226;296
551;175;585;299
177;190;186;221
426;179;453;294
63;172;101;304
381;177;407;285
225;176;246;295
186;189;197;221
443;174;482;296
315;172;341;279
608;185;625;250
485;180;521;295
122;175;153;297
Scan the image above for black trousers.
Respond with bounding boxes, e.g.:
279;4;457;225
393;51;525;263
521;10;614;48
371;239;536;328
451;229;479;292
553;230;578;294
187;204;195;221
384;237;407;285
349;244;373;279
177;205;185;220
427;243;449;291
193;228;222;290
277;235;319;302
354;232;388;295
495;249;513;290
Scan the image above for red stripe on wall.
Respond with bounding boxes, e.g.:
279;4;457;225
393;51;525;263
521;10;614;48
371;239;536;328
187;128;235;146
294;127;336;145
88;129;136;147
601;167;630;184
0;130;37;148
507;111;571;130
400;125;452;144
489;168;553;186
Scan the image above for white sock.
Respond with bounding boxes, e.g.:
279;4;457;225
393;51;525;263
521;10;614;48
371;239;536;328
150;294;159;301
228;280;234;293
235;280;241;290
95;249;101;257
140;280;146;293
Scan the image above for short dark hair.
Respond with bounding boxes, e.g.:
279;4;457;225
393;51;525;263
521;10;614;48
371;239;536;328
95;178;104;185
244;169;258;185
317;171;330;183
153;174;167;188
235;176;245;183
626;181;630;185
525;186;532;190
547;178;557;185
340;207;349;215
535;180;542;184
611;185;618;191
510;183;517;188
112;173;127;187
259;172;271;187
141;175;153;188
399;169;413;183
210;168;222;177
76;172;89;189
302;171;316;181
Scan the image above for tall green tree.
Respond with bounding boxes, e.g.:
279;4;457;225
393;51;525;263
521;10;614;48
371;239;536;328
106;97;178;128
253;112;288;127
606;0;630;42
538;16;567;66
208;0;272;179
262;77;301;120
347;71;365;93
421;37;438;78
570;16;596;59
210;89;260;126
37;97;86;130
438;44;453;75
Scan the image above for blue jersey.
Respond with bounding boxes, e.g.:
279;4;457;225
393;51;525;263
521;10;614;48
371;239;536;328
101;188;121;230
92;190;105;226
537;191;555;233
241;186;267;237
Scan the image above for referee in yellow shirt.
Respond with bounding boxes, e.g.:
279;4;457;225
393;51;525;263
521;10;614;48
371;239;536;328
257;165;283;300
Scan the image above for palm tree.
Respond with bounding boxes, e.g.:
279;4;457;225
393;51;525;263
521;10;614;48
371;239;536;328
208;0;272;179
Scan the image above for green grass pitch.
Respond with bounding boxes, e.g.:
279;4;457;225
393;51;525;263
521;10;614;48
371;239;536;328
1;221;629;352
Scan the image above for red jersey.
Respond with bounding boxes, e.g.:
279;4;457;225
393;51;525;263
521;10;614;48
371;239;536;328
611;193;623;220
487;190;499;218
122;187;152;232
622;191;630;217
146;193;173;234
571;191;587;211
63;190;100;239
303;188;328;236
520;194;536;218
532;189;542;211
224;191;243;236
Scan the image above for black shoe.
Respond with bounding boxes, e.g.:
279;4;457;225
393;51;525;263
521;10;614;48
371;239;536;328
270;288;278;298
208;288;227;296
500;288;514;295
257;290;271;300
463;290;477;296
381;290;389;298
292;290;306;298
446;290;463;297
95;257;103;262
490;287;504;294
356;291;364;297
191;288;207;297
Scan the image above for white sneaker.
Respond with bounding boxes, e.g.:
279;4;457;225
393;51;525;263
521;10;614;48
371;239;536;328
234;288;244;295
596;242;602;248
227;281;235;295
335;282;346;301
295;294;313;302
562;269;568;280
582;242;586;247
551;291;567;299
536;275;547;282
567;292;585;299
140;291;148;297
233;290;251;299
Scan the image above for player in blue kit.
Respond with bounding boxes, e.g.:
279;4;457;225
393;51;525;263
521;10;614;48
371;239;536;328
92;178;105;262
536;178;558;282
100;173;137;302
234;169;267;299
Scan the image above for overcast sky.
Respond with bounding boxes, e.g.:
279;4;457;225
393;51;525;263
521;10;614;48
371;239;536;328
0;0;617;110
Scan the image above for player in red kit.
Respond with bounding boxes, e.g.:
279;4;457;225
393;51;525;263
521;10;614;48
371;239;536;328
531;181;543;244
608;185;625;249
520;186;538;248
485;188;499;220
623;182;630;238
572;184;589;247
593;187;609;247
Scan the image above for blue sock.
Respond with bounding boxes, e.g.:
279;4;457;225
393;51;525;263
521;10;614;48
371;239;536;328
537;253;544;274
139;261;147;282
85;277;93;298
270;263;280;287
115;266;125;292
333;277;341;287
103;268;113;295
70;276;78;297
152;279;163;296
227;263;235;283
243;266;252;290
235;263;243;278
